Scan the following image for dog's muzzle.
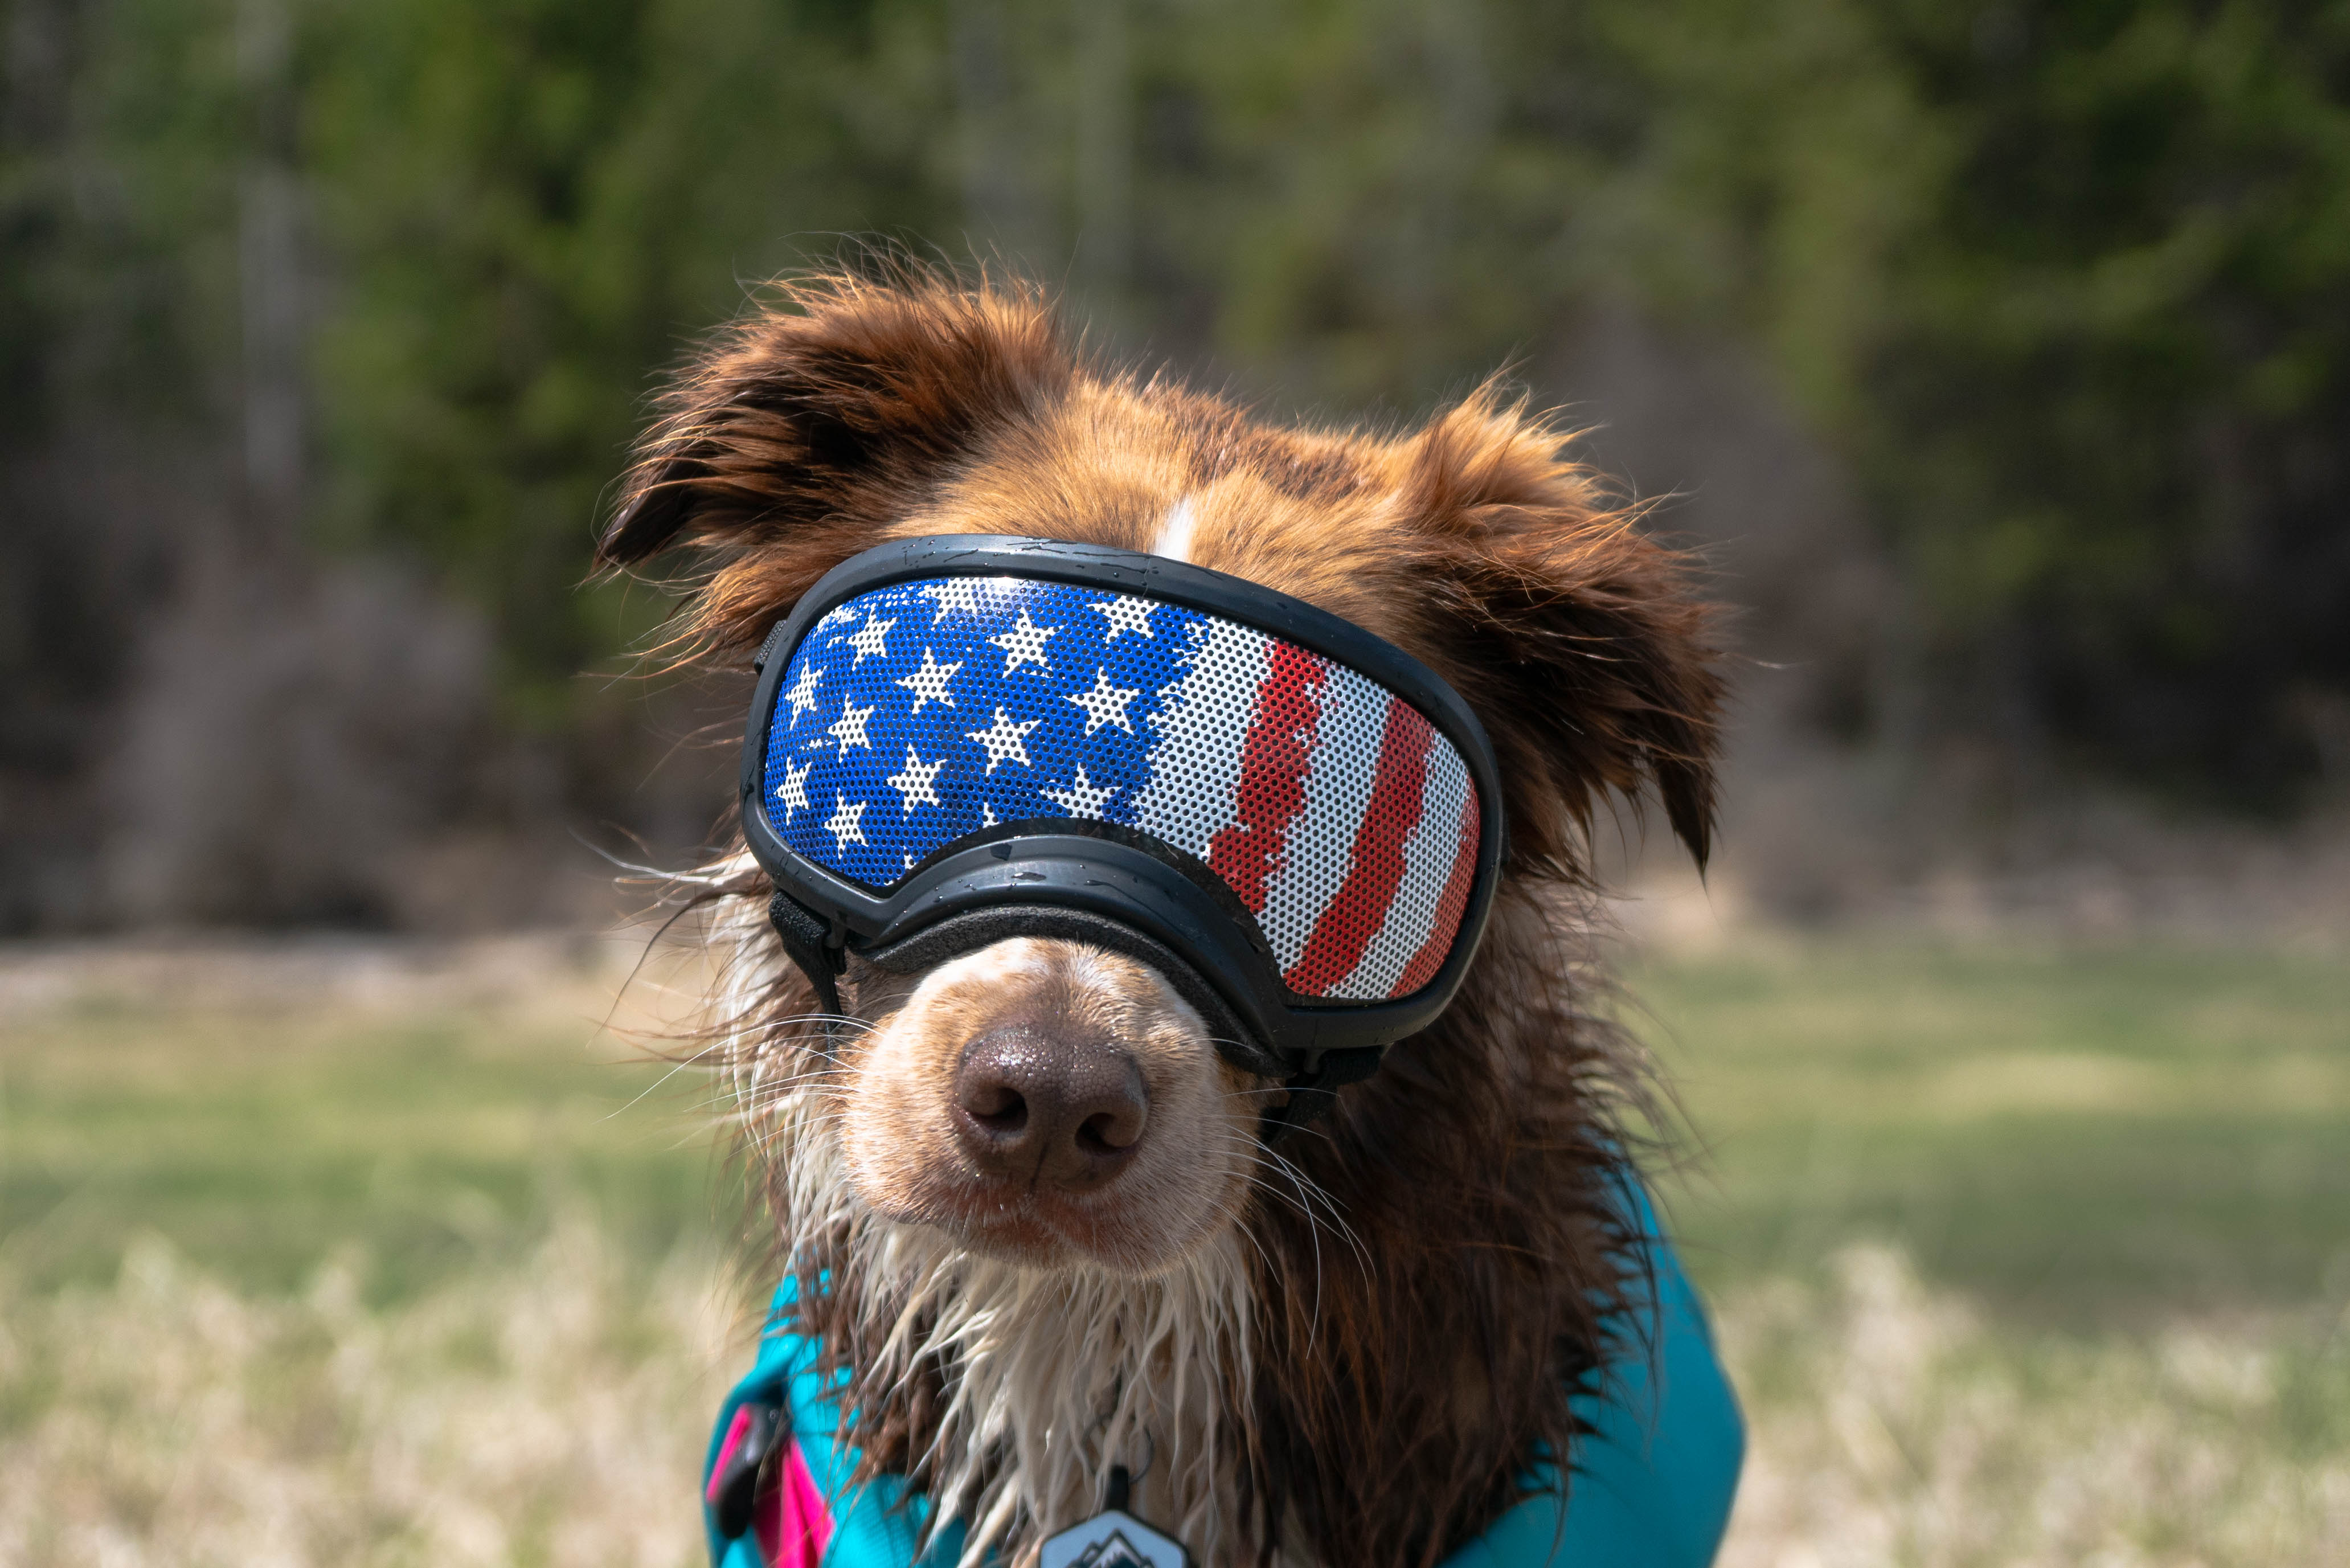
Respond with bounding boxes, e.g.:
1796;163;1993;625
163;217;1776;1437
740;536;1504;1137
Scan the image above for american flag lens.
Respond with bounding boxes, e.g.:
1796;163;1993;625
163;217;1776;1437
759;574;1482;1003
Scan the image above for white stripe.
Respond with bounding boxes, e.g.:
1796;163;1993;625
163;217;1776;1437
1254;669;1392;972
1331;732;1474;999
1133;619;1272;859
1152;496;1198;563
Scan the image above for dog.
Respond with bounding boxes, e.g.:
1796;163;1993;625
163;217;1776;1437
599;270;1727;1568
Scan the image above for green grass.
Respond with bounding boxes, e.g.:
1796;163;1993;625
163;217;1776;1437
1632;941;2350;1325
6;939;2345;1327
0;959;734;1303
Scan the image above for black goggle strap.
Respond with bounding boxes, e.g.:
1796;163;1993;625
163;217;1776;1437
1256;1045;1383;1143
759;893;1373;1145
766;890;847;1020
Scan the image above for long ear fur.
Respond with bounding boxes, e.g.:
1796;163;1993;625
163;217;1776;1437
1397;388;1725;874
599;268;1074;658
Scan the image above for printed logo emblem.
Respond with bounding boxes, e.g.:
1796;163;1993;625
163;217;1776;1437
1038;1509;1190;1568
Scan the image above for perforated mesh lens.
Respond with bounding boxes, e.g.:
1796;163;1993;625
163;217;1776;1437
760;574;1481;1002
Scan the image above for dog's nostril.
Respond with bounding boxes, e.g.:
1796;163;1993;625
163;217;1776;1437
960;1081;1028;1131
954;1029;1050;1137
1076;1105;1144;1154
963;1091;1029;1128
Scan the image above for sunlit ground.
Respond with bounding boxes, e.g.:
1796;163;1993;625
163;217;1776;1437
1;935;2344;1565
1635;941;2350;1565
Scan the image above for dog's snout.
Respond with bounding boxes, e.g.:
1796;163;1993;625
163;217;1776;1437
952;1025;1149;1190
841;939;1239;1269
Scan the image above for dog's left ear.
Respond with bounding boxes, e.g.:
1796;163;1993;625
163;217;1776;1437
1397;391;1726;874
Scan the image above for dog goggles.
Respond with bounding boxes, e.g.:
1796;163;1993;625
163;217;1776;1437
741;537;1503;1127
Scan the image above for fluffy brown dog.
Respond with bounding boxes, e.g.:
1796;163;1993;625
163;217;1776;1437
600;271;1723;1568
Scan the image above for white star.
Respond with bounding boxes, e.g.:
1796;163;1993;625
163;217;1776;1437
989;609;1060;675
1041;764;1117;819
896;648;963;713
920;579;987;623
782;665;824;728
845;613;895;666
1092;595;1157;641
773;757;812;821
885;746;947;813
827;696;876;755
981;801;999;827
967;707;1041;773
817;604;859;629
824;793;867;851
1066;668;1142;734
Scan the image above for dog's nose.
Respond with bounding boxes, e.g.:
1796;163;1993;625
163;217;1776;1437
952;1025;1149;1190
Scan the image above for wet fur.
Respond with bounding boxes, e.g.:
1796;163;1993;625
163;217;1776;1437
607;268;1724;1568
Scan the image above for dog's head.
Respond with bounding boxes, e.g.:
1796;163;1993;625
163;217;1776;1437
602;271;1721;1280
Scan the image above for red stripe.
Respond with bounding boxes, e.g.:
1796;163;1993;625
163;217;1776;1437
1283;700;1435;996
1389;793;1481;997
1205;642;1328;913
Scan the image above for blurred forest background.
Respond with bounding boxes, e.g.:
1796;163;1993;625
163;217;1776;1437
6;0;2349;933
7;7;2350;1561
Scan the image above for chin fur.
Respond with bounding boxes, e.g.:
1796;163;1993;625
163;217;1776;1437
708;895;1257;1566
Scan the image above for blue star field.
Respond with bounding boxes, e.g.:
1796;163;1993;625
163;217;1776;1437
760;576;1215;890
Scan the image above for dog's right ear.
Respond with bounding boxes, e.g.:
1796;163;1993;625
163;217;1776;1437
1393;389;1727;878
598;271;1072;656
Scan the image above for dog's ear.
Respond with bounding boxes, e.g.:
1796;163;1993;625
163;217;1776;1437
598;271;1073;656
1397;390;1726;874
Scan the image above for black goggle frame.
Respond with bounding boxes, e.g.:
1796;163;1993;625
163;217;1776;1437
738;536;1505;1137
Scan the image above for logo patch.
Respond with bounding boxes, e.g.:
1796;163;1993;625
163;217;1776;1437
1038;1509;1190;1568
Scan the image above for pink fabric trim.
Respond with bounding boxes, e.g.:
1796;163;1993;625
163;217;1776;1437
755;1435;835;1568
707;1406;755;1505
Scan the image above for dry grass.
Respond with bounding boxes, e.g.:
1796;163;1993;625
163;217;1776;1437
7;1232;2346;1566
1718;1248;2350;1568
0;1223;734;1568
